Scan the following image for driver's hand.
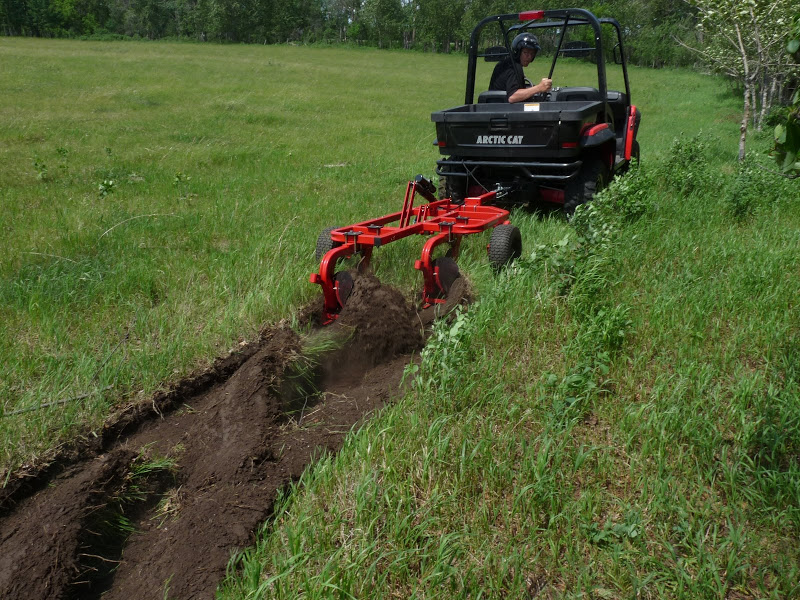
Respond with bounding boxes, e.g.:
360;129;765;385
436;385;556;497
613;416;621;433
539;78;553;92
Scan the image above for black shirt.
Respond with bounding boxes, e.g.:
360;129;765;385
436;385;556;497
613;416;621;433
489;57;525;99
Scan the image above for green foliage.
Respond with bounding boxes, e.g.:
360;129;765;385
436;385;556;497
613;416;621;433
415;307;476;407
529;233;579;295
663;133;718;194
361;0;404;49
1;0;700;68
773;100;800;174
98;178;116;198
773;16;800;175
724;160;770;221
593;161;652;223
32;155;48;181
583;510;642;547
789;14;800;63
1;0;328;42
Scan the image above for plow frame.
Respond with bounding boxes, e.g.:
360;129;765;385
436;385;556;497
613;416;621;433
309;177;512;323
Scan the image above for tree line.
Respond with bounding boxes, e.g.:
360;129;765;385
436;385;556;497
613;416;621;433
1;0;697;68
3;0;797;162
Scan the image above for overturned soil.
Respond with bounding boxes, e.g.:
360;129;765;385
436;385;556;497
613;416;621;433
0;274;468;599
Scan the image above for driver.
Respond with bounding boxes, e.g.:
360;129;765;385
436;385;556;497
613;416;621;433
489;32;553;103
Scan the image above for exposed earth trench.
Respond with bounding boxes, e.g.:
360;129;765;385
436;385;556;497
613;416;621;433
0;274;469;599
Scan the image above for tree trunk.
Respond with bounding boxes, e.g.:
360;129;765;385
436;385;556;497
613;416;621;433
736;23;750;161
758;72;777;131
740;83;751;161
756;69;768;130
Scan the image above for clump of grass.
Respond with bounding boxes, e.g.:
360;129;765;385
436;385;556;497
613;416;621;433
662;132;719;194
75;445;180;595
278;330;348;420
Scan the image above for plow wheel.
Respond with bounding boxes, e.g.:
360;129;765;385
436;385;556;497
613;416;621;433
315;226;341;261
488;224;522;271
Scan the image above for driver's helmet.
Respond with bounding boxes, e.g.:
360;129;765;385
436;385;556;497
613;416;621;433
511;32;541;61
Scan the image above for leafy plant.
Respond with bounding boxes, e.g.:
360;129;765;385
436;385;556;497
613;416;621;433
596;160;652;222
56;146;69;173
662;133;716;194
98;178;116;198
32;156;48;181
416;307;475;403
529;233;579;295
724;160;765;220
773;16;800;176
583;511;642;547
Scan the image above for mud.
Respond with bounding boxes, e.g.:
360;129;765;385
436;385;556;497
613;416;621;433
0;274;468;599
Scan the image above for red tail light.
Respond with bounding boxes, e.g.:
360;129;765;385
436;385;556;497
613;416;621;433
581;123;609;137
519;10;545;20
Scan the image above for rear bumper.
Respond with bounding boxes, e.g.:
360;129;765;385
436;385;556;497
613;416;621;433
436;157;583;182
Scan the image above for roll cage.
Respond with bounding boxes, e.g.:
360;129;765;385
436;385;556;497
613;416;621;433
463;8;631;106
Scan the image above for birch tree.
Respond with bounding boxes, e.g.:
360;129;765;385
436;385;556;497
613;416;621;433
683;0;800;160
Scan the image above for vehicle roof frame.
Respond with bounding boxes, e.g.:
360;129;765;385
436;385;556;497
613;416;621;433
464;8;630;105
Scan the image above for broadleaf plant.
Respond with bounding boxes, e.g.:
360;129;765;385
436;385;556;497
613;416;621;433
773;15;800;175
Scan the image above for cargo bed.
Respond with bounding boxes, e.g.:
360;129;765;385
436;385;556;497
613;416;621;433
432;99;605;161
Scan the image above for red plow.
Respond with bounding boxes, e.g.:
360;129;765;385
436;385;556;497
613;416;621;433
310;176;522;324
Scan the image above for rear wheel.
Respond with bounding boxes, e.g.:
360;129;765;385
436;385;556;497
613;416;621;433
564;157;608;217
631;140;640;162
488;224;522;271
437;174;467;203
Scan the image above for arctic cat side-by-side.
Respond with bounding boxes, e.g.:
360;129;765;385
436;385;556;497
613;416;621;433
311;9;640;321
432;8;641;214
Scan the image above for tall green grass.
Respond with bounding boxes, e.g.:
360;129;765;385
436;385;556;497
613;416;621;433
4;35;794;600
0;39;739;475
0;40;449;472
219;137;799;598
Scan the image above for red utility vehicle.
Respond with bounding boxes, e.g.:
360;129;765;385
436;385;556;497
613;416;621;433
433;8;641;214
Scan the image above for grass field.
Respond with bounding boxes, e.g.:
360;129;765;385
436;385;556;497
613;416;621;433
2;38;799;598
0;38;731;475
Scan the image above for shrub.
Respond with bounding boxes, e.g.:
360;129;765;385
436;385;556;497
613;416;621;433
663;133;718;195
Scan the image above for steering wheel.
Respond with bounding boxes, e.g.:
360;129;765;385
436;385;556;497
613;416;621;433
532;86;561;102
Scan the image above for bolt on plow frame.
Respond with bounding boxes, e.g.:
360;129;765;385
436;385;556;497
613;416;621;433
310;175;522;324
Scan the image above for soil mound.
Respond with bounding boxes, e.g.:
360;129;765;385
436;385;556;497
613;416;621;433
0;275;439;599
336;272;424;363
